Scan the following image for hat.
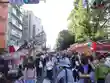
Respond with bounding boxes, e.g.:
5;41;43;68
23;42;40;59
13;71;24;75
58;57;71;67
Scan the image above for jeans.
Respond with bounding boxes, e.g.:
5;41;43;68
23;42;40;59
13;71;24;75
25;79;36;83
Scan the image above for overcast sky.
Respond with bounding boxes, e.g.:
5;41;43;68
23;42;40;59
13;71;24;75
22;0;74;48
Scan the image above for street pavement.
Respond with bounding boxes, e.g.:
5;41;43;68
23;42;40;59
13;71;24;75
43;79;51;83
42;79;78;83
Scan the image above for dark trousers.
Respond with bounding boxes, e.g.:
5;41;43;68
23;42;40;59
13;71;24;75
97;79;105;83
47;70;53;80
37;68;42;77
73;70;79;82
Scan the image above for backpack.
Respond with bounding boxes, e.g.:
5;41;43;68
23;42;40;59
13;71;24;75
25;68;36;79
57;66;71;83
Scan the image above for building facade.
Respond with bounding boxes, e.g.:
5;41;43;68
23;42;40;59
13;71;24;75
22;10;46;53
7;4;23;47
0;2;8;49
22;11;43;41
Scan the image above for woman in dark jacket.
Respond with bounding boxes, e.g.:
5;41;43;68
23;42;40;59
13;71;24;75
78;55;94;83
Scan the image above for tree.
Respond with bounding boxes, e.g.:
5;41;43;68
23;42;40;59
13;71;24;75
89;0;110;40
68;0;92;42
56;30;75;51
68;0;109;42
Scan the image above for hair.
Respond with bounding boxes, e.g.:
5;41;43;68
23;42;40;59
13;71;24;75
46;57;49;62
81;55;88;65
19;65;22;69
88;56;93;62
26;59;35;69
27;62;35;69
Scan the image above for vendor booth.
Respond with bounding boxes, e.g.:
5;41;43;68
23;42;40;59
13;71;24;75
68;41;110;57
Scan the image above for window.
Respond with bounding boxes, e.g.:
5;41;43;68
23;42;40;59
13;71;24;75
11;29;18;36
12;8;16;15
107;28;110;32
108;34;110;39
8;13;11;18
19;25;22;30
12;18;16;25
10;39;16;45
11;29;22;38
20;16;22;21
16;20;19;27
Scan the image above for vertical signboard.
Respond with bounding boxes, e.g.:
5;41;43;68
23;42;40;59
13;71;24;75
0;0;8;48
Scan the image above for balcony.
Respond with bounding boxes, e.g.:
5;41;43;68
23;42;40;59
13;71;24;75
11;12;22;24
10;21;22;32
15;5;23;14
11;31;22;39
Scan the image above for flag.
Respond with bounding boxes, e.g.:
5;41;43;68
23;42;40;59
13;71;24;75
8;45;15;53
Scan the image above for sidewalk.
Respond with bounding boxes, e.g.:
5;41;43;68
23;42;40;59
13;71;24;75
42;78;79;83
43;79;51;83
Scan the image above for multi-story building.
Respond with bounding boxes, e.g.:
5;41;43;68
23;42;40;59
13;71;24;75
22;11;43;41
22;10;46;42
0;2;8;50
7;4;23;47
22;10;46;53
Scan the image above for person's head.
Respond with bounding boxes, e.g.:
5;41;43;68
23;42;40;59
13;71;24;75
27;62;34;69
46;57;49;62
100;57;105;63
88;56;93;62
105;56;110;67
75;60;80;66
19;65;22;69
28;56;33;62
81;55;88;65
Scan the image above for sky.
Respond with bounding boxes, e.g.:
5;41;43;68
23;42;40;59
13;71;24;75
22;0;74;48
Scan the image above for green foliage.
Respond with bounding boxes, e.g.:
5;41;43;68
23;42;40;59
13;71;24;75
68;0;108;42
56;30;75;51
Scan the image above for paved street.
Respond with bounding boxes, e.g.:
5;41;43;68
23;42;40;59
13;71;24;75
43;79;51;83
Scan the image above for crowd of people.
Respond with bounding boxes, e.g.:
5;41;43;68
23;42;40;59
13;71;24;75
1;51;110;83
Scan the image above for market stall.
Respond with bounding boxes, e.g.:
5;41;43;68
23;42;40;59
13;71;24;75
68;41;110;57
68;42;92;56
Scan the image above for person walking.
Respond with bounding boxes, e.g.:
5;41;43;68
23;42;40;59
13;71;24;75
46;56;54;81
55;56;74;83
95;57;110;83
35;57;40;77
78;55;93;83
101;56;110;83
24;59;36;83
38;58;43;77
